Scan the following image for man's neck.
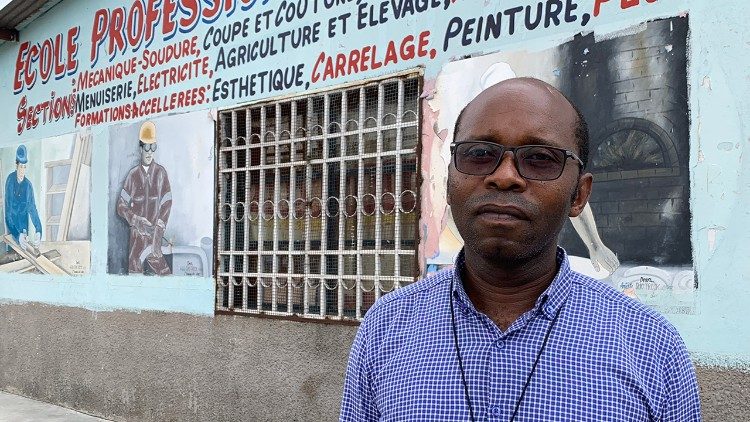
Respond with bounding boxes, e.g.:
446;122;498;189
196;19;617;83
461;247;559;331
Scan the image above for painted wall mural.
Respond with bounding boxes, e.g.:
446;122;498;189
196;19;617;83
0;132;92;275
425;16;695;314
0;0;745;365
4;0;667;141
107;111;214;277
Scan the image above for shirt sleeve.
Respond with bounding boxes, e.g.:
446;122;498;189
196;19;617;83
156;168;172;227
660;334;702;421
340;319;379;422
5;175;14;237
116;172;135;225
26;181;42;235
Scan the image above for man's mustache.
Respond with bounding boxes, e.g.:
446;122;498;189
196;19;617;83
464;193;539;215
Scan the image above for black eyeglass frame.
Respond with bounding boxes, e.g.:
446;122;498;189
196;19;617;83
449;141;584;181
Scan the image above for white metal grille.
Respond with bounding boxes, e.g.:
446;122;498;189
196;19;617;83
216;74;421;321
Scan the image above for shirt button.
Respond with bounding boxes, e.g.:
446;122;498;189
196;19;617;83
489;405;501;417
495;339;506;350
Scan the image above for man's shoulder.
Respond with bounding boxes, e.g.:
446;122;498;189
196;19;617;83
124;165;141;179
572;271;681;338
152;162;168;172
151;162;170;180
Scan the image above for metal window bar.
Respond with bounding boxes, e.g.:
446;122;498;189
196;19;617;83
288;101;297;314
243;110;251;311
228;111;237;310
217;74;421;321
337;91;347;318
257;106;266;312
216;114;228;310
272;102;281;313
304;98;313;315
356;87;365;320
320;94;329;317
394;80;403;288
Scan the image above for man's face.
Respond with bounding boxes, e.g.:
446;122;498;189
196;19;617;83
447;80;592;265
16;163;26;180
140;142;155;166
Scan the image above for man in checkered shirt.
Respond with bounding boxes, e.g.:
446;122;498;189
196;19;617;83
340;78;701;421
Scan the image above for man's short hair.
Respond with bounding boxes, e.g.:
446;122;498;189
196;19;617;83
452;92;591;169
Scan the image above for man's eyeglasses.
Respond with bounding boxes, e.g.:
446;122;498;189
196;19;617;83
140;142;157;152
450;141;584;181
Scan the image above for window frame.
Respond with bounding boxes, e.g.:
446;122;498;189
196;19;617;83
214;70;424;322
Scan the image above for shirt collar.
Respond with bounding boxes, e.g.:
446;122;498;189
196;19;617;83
451;247;574;320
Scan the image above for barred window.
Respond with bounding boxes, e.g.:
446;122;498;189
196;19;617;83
216;73;422;321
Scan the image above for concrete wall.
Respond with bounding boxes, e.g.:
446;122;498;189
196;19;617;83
1;302;749;421
0;302;357;421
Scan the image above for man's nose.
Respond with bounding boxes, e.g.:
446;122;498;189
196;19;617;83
484;152;527;191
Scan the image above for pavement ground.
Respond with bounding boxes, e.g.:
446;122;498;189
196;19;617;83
0;391;109;421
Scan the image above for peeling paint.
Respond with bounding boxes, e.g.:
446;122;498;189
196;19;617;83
707;228;717;252
703;225;726;254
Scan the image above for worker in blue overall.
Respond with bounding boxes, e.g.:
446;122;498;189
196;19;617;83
5;145;42;249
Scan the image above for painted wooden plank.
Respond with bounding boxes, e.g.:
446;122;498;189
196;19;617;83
2;235;68;275
0;250;61;273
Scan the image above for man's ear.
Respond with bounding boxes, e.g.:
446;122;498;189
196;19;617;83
569;172;593;218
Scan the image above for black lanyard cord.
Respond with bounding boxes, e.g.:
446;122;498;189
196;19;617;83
509;302;564;421
449;276;566;422
449;277;476;422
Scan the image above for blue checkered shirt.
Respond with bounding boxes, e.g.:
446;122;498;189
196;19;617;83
340;249;701;421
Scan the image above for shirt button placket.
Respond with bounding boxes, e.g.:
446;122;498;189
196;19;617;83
495;339;506;350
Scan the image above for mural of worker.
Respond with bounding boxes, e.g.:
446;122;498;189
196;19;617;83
116;121;173;275
108;112;214;277
4;145;42;249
